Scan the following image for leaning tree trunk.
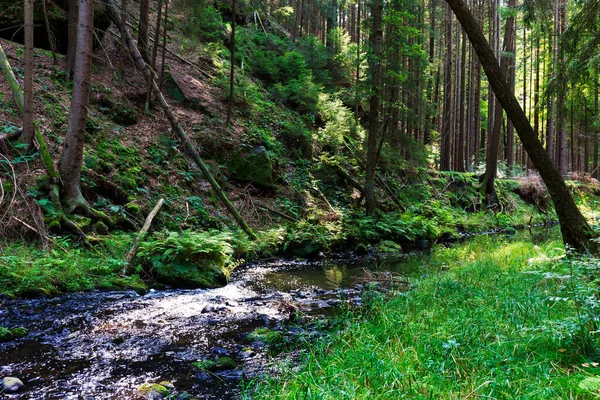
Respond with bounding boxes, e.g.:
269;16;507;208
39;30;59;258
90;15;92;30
59;0;94;213
444;0;596;253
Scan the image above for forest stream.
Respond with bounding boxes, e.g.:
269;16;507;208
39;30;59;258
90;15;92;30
0;228;558;399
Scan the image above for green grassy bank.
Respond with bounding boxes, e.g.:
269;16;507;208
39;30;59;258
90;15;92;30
245;235;600;399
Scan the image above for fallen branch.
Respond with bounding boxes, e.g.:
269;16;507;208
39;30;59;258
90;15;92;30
123;197;164;273
332;163;365;195
108;2;256;240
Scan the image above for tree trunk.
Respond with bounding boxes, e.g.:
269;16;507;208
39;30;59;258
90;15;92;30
482;0;515;205
42;0;58;65
444;0;596;252
595;79;599;179
365;0;383;215
59;0;94;213
138;0;149;62
23;0;34;149
66;0;78;74
226;0;236;127
440;3;453;171
145;0;163;112
555;0;568;174
159;0;168;91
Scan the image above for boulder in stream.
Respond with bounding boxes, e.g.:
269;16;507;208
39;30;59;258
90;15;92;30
1;377;24;393
136;382;171;400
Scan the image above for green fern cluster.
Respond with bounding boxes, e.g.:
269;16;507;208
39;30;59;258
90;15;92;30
137;229;236;269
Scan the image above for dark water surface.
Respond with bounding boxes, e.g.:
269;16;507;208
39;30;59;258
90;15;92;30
0;228;558;399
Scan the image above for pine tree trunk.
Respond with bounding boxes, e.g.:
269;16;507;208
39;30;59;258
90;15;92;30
226;0;236;127
23;0;34;149
59;0;95;213
365;0;383;215
66;0;79;74
440;3;453;171
444;0;596;253
595;80;599;179
138;0;149;62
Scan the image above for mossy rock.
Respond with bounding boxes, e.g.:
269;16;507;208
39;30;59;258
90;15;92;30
137;382;171;399
228;146;275;189
247;328;283;344
94;221;109;235
192;357;236;371
125;202;143;217
114;173;138;190
0;327;28;342
147;259;227;289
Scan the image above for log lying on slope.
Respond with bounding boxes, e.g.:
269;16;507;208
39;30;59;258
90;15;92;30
107;2;256;239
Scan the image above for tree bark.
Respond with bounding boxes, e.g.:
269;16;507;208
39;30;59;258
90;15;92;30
365;0;383;215
145;0;163;112
482;0;515;205
444;0;596;252
59;0;94;213
42;0;58;65
23;0;34;149
138;0;149;62
440;3;453;170
226;0;236;127
66;0;79;74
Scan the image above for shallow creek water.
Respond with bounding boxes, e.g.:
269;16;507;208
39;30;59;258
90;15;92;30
0;229;556;399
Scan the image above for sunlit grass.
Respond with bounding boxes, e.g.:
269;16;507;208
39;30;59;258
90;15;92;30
246;236;600;399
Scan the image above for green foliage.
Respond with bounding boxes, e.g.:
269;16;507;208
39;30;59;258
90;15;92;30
315;93;363;152
138;229;236;269
237;29;320;113
180;0;224;43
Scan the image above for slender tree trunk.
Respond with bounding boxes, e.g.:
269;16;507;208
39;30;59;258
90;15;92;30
42;0;58;65
145;0;163;112
365;0;383;215
595;79;599;179
23;0;34;149
226;0;236;127
483;0;515;204
159;0;169;91
457;28;467;172
138;0;150;62
59;0;95;213
444;0;596;253
556;0;568;174
441;3;453;171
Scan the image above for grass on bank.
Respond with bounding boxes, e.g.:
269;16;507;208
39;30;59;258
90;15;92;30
245;236;600;399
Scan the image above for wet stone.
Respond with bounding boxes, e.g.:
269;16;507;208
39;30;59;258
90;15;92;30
211;347;229;357
2;377;24;393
